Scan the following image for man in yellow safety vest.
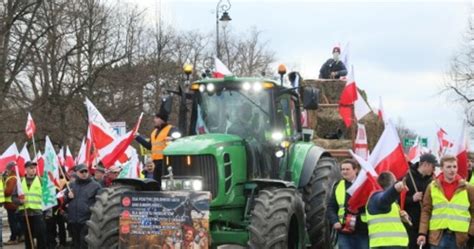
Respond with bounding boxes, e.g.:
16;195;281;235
12;161;47;249
366;172;410;248
417;155;474;248
135;110;179;189
328;159;368;249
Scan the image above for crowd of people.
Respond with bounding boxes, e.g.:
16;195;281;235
329;154;474;249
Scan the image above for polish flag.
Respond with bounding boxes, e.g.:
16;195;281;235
75;138;87;165
100;113;143;168
64;146;75;170
35;151;45;176
369;121;409;179
437;128;454;156
407;137;422;163
354;123;369;160
454;122;469;179
16;143;31;177
0;143;18;173
57;147;65;167
338;72;358;127
85;98;131;164
377;96;385;122
347;151;381;212
213;57;232;78
14;164;24;198
25;112;36;139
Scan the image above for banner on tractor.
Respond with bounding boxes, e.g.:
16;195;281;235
119;191;211;249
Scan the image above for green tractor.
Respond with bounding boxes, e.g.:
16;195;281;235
86;69;340;248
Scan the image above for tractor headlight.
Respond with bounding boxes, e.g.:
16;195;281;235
206;83;215;92
199;84;206;92
275;150;285;158
192;180;203;191
171;131;182;139
252;82;262;92
242;82;251;91
271;131;284;141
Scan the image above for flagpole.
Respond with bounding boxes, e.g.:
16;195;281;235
31;134;37;161
57;164;72;192
23;208;34;248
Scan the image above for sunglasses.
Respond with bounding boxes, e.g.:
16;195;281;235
79;170;88;174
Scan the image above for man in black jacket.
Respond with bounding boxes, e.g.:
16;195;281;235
327;159;368;249
403;153;436;249
65;164;102;249
319;46;348;79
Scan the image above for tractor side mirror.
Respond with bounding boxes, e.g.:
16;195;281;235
301;87;320;110
160;95;174;116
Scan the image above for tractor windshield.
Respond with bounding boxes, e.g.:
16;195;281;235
195;89;271;141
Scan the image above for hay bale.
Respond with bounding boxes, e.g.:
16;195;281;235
314;138;352;150
302;79;346;104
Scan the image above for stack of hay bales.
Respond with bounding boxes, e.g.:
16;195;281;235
302;79;383;153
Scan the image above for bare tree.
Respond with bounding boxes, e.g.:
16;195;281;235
445;11;474;126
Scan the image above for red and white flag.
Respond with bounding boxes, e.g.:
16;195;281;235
17;143;31;177
25;112;36;139
347;151;381;212
369;120;409;179
75;138;87;165
437;128;454;157
64;146;75;170
85;98;131;165
377;96;385;122
407;137;422;163
35;151;45;176
338;73;358;127
213;57;232;78
354;123;369;160
100;113;143;168
0;143;18;173
454;122;469;179
57;147;65;167
14;164;24;198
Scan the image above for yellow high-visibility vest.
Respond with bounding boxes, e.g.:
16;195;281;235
429;182;470;232
0;178;5;203
19;177;42;211
469;173;474;185
150;125;172;161
366;198;408;247
335;180;367;223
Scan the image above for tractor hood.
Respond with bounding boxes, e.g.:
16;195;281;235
163;133;244;155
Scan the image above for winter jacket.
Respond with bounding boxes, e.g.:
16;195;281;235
403;165;433;226
65;177;101;224
319;59;348;79
419;176;474;247
367;185;400;215
4;172;18;210
327;179;368;234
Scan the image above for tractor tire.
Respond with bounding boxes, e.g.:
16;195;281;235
248;188;306;249
303;157;340;249
86;184;137;249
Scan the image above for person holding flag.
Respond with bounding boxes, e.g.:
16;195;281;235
402;153;436;249
12;161;47;249
135;108;179;188
366;172;410;248
417;156;474;249
327;159;369;249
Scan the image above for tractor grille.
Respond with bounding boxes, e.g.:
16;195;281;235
164;155;218;197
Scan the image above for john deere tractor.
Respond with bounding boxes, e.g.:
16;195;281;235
86;69;340;248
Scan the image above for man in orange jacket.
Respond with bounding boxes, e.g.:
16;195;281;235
3;161;23;245
135;111;179;188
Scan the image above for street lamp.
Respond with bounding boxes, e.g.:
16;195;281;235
216;0;231;59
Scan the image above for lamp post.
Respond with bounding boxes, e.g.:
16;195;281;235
216;0;231;59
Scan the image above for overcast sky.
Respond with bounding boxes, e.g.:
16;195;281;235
130;0;472;149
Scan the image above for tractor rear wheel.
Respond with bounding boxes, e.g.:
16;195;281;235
248;188;305;249
303;157;340;249
86;184;137;249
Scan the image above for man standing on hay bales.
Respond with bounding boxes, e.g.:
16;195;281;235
319;46;348;79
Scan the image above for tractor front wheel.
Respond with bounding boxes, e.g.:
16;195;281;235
86;184;137;249
303;157;340;249
248;188;306;249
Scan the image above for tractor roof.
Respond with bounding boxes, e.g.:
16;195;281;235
193;76;280;87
